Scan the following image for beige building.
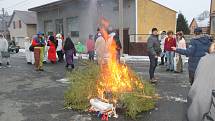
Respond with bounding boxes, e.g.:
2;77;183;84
136;0;177;42
8;10;37;48
210;0;215;36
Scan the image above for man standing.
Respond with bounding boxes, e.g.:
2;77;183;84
172;27;212;85
86;34;95;61
147;28;162;83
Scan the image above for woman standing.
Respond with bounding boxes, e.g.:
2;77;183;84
164;31;176;72
64;37;76;69
24;37;34;64
174;31;186;73
47;36;57;64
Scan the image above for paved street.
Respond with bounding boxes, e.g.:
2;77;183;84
0;52;190;121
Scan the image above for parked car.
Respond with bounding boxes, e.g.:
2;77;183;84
8;41;20;53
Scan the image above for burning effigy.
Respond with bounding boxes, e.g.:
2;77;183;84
64;18;157;120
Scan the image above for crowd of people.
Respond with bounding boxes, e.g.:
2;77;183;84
0;26;215;120
21;28;121;71
147;27;213;84
147;27;215;121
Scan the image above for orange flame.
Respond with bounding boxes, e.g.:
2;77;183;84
96;18;144;101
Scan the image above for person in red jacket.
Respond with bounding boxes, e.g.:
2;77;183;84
164;31;176;71
47;36;57;64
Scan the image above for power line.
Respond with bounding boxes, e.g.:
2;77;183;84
5;0;31;9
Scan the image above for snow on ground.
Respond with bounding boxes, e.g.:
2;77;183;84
18;50;188;63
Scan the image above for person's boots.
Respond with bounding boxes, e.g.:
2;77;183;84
6;62;11;67
71;64;75;69
65;64;69;68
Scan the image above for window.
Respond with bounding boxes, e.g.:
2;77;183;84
18;20;22;28
67;17;80;37
44;20;53;35
55;19;64;34
13;21;16;29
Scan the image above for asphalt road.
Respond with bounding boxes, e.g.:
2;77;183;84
0;52;190;121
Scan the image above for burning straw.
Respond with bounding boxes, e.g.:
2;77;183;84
64;18;157;119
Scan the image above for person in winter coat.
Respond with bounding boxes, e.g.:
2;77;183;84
0;34;10;68
56;34;64;62
147;28;162;83
164;30;176;72
95;32;108;64
24;37;34;64
174;31;187;73
187;42;215;121
86;34;95;61
64;37;76;69
47;36;57;64
32;32;46;71
159;31;167;65
172;27;212;85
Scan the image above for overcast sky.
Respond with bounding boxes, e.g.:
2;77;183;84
0;0;211;23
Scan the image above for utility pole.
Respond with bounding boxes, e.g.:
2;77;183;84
1;8;5;36
119;0;124;54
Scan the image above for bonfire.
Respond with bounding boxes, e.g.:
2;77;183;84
64;17;157;120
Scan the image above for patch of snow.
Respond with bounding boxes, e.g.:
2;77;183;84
56;78;70;84
166;96;187;103
19;49;25;53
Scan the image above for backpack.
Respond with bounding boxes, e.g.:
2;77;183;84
203;90;215;121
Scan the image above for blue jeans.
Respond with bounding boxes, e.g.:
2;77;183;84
166;51;175;70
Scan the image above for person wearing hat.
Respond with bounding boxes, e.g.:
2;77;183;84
24;37;34;65
172;27;212;85
86;34;95;61
32;32;46;71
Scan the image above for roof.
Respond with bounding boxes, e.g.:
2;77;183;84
196;18;210;27
29;0;177;13
151;0;177;13
29;0;70;12
8;10;37;27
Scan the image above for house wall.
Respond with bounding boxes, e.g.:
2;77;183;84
36;0;136;43
8;14;28;48
189;19;198;34
27;24;37;38
137;0;176;42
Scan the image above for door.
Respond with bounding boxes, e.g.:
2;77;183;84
123;29;129;54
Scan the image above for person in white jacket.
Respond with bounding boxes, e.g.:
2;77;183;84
56;34;64;62
0;34;10;68
174;31;187;73
24;37;34;64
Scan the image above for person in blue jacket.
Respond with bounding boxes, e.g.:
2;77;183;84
172;27;212;85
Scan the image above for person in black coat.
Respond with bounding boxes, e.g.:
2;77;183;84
172;27;212;85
